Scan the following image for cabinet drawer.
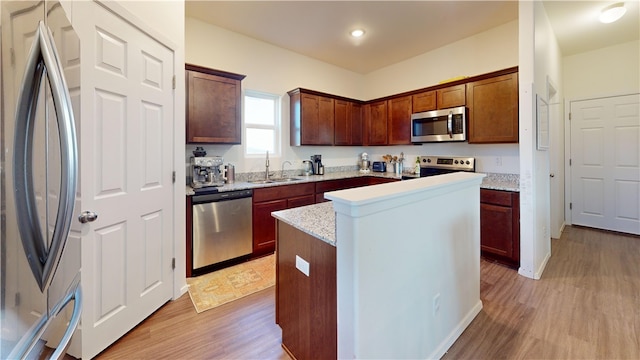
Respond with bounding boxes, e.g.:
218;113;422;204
480;189;513;207
253;183;315;202
315;177;367;193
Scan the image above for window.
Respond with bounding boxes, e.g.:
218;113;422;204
244;90;280;156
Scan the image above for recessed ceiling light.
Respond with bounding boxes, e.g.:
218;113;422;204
350;29;365;38
599;2;626;23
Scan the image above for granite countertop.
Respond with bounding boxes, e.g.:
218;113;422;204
478;172;520;192
272;201;336;246
186;170;519;196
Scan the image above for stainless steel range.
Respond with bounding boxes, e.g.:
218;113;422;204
418;156;475;177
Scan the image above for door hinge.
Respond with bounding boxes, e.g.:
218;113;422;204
172;171;176;184
569;159;572;166
569;112;572;120
171;258;176;270
15;292;20;307
10;48;15;66
570;203;573;210
172;75;176;90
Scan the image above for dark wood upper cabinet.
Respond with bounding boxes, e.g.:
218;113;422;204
412;90;437;113
185;64;245;144
436;84;466;109
387;95;412;145
287;66;518;146
335;100;363;146
467;71;519;143
365;100;388;145
289;89;335;146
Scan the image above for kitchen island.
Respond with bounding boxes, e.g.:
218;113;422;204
272;172;486;359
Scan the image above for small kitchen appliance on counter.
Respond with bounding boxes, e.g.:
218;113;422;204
359;152;370;173
372;161;386;172
311;154;324;175
191;156;224;189
222;163;235;184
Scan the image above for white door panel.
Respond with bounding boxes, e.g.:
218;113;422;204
77;2;174;358
570;94;640;235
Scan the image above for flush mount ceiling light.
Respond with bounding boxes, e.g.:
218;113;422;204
350;29;365;38
599;2;626;23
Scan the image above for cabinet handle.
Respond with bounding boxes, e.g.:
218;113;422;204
550;173;555;178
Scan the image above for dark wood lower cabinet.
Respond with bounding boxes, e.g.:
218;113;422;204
253;199;288;256
480;189;520;268
252;183;316;256
276;221;336;360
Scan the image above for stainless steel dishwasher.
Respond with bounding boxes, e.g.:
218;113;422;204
191;189;253;273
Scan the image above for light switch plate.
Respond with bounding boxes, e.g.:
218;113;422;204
295;255;310;276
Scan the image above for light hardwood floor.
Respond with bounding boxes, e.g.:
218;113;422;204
96;226;639;359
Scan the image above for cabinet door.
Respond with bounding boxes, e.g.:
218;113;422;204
350;102;363;145
387;96;412;145
467;72;519;143
288;194;316;208
480;202;513;258
335;100;362;146
436;84;466;109
334;99;350;145
300;93;320;145
367;100;388;145
300;93;334;145
318;96;335;145
412;91;436;113
253;199;288;255
186;70;241;144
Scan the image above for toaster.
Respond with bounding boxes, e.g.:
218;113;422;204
372;161;386;172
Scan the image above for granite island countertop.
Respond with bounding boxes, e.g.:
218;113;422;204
186;170;519;196
272;201;336;246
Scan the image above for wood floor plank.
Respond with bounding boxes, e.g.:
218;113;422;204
96;225;639;359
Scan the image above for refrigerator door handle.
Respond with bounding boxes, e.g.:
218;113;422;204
6;274;82;360
13;20;79;292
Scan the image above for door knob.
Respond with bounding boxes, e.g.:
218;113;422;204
78;211;98;223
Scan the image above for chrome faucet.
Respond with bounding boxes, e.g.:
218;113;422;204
281;160;292;178
265;150;270;181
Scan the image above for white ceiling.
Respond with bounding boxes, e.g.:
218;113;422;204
185;1;639;74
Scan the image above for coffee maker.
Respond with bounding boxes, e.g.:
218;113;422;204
191;156;224;188
311;154;324;175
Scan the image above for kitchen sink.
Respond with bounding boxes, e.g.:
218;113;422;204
272;177;303;182
248;180;274;184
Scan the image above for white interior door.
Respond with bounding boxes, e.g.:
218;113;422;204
77;2;175;358
570;94;640;235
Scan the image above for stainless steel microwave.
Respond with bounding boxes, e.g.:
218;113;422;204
411;106;467;143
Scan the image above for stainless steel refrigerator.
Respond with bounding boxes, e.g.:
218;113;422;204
1;0;82;358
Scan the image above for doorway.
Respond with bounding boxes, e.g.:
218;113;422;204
568;93;640;235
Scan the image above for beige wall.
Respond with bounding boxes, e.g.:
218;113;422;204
563;40;640;100
186;17;364;99
185;16;521;175
363;20;519;100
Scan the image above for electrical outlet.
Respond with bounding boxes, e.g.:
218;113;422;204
495;156;503;166
433;293;441;316
295;255;310;277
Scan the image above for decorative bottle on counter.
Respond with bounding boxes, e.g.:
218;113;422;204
414;157;420;174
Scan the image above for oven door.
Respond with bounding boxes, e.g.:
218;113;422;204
411;106;466;143
420;168;459;177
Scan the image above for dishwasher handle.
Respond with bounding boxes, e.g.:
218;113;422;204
192;189;253;204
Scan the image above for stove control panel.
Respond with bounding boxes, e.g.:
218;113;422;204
419;156;475;172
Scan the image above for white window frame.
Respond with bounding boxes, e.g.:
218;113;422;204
243;90;281;157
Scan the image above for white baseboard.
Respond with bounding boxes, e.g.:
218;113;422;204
428;300;483;360
534;251;551;280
